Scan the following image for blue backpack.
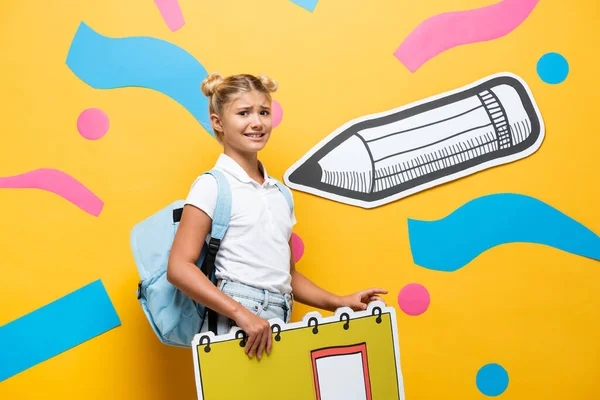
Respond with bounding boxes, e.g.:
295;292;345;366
130;168;294;347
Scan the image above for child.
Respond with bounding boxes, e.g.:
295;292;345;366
167;72;387;361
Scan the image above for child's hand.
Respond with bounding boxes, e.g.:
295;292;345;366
338;288;388;311
233;308;273;360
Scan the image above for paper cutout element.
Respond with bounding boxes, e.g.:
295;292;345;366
408;193;600;272
191;301;405;400
77;108;109;140
0;280;120;382
284;73;544;209
311;343;373;400
291;232;304;263
476;363;509;396
272;99;283;128
537;52;569;84
153;0;185;32
289;0;319;12
0;168;104;216
66;22;212;136
395;0;540;72
397;283;430;316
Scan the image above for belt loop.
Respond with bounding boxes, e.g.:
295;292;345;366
284;293;293;323
263;289;270;311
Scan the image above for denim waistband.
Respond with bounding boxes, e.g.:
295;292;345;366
219;280;292;309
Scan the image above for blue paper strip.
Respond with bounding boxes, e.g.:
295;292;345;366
0;280;121;382
66;21;212;136
408;193;600;272
289;0;319;12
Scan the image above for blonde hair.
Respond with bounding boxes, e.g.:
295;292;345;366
200;72;278;141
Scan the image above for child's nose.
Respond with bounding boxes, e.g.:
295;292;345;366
250;113;263;128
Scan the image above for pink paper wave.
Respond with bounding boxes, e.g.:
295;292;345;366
153;0;185;32
395;0;540;72
0;168;104;216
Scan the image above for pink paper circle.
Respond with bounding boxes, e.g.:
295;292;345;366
291;232;304;263
272;100;283;128
77;108;109;140
398;283;430;316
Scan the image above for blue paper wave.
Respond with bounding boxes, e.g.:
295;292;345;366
289;0;319;12
0;280;120;382
66;22;212;136
408;193;600;272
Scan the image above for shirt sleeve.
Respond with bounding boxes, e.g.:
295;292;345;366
184;174;218;219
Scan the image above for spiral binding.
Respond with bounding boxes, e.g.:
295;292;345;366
373;306;383;323
272;324;282;342
340;313;350;330
198;306;386;353
236;330;247;347
199;335;211;353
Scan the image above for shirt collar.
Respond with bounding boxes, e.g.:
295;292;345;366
215;153;277;186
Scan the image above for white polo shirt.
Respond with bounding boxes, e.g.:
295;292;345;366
184;154;296;294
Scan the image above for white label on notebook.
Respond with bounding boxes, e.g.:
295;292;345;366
315;352;368;400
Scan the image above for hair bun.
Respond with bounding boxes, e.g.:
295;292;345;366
201;72;224;97
257;74;278;93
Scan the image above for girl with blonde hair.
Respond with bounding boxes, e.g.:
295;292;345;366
167;72;387;360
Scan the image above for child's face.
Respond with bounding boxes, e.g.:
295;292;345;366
215;90;273;155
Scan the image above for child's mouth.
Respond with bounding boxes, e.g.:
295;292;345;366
244;133;265;139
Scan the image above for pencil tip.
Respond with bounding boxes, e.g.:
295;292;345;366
288;157;323;187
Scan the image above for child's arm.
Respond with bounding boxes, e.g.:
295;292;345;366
288;239;387;312
167;204;273;360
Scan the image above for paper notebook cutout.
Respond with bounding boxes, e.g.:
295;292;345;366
191;301;404;400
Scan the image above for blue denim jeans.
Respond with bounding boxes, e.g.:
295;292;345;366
200;279;293;335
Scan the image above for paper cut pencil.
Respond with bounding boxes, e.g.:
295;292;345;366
284;73;544;208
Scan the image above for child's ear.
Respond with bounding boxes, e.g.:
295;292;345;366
210;113;223;132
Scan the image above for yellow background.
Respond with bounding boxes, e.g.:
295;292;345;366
1;0;599;399
196;313;399;399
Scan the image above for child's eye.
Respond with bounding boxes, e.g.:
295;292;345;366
260;110;270;116
239;111;248;116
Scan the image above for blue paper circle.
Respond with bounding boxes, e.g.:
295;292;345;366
476;363;509;396
537;52;569;84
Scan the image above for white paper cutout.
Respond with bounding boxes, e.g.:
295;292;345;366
284;72;544;208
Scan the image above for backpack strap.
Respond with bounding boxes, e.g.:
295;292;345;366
205;169;232;241
197;169;232;279
270;176;294;215
201;169;231;334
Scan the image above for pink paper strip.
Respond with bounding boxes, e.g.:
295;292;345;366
0;169;104;216
153;0;185;32
395;0;540;72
